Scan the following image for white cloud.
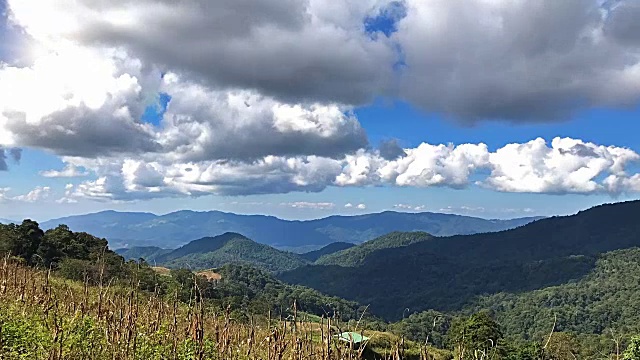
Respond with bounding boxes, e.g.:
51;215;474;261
282;202;336;210
40;164;88;178
49;137;640;202
484;137;640;194
158;75;368;162
8;0;640;123
355;203;367;210
6;0;395;106
0;188;10;202
0;45;161;156
344;203;354;208
378;143;490;188
56;184;78;204
3;0;640;206
393;204;426;211
12;186;51;202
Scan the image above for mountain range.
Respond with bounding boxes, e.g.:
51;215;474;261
116;234;356;272
279;200;640;319
40;210;541;250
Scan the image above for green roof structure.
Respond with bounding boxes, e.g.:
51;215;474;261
334;332;370;344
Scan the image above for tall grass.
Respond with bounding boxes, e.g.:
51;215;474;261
0;256;448;360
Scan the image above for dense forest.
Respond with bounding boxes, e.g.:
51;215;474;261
281;200;640;319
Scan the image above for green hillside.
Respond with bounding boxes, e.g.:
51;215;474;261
315;231;433;266
159;232;308;272
468;247;640;340
280;200;640;320
300;241;355;262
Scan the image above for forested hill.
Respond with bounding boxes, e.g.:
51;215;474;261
315;231;433;266
40;209;541;250
280;200;640;320
156;232;308;272
299;241;355;262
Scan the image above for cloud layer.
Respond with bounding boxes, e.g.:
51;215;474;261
49;137;640;203
1;0;640;204
6;0;640;122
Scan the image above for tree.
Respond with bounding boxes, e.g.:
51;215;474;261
544;332;579;360
447;312;502;360
624;336;640;360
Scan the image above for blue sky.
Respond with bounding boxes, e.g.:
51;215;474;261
1;0;640;222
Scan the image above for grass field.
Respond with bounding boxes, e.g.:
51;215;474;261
0;257;450;360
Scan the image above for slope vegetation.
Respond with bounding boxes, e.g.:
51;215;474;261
316;231;433;266
158;232;308;272
300;242;355;262
280;200;640;320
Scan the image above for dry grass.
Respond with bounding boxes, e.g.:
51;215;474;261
196;270;222;281
0;256;447;360
152;266;172;276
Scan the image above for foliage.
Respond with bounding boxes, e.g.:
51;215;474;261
391;310;451;348
468;248;640;340
624;336;640;360
543;333;579;360
446;312;503;359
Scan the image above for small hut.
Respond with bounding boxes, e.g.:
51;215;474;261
334;332;370;348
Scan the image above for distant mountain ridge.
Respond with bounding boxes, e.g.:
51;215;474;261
115;246;171;263
39;209;542;250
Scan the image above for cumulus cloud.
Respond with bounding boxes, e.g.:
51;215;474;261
3;0;640;205
0;188;10;202
396;0;640;121
7;0;396;106
13;186;51;202
0;46;162;156
40;164;88;178
158;74;368;162
484;137;640;194
4;0;640;125
50;137;640;202
378;139;407;160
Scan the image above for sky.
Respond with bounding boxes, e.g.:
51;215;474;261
1;0;640;222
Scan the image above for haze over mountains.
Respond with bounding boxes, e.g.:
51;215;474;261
40;210;541;251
